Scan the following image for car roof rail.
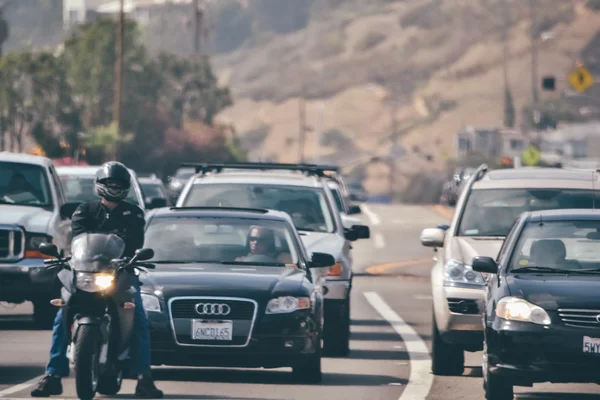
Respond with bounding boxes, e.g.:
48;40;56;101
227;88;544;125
180;162;340;177
168;206;270;214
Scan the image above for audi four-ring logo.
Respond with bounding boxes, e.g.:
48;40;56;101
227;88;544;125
195;303;231;315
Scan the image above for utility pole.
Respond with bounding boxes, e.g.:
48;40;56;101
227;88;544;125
501;0;510;95
528;0;539;103
389;104;397;201
298;98;306;163
113;0;125;136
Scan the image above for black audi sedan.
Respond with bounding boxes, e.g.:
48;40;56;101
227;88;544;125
472;209;600;400
138;206;335;383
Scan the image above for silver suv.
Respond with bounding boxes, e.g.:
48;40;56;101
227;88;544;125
421;165;600;375
176;162;370;356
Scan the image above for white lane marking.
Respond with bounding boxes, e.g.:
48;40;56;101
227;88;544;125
412;294;433;300
374;232;385;249
0;375;44;398
364;292;433;400
361;203;380;225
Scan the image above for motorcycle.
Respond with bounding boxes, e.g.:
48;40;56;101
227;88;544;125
39;233;155;400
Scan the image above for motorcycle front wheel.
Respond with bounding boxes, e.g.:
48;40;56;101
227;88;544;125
74;324;101;400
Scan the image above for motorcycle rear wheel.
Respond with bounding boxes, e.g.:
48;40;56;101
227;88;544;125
74;324;101;400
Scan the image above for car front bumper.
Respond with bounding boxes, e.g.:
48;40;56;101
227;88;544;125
487;319;600;385
147;308;320;368
0;259;58;303
433;282;485;349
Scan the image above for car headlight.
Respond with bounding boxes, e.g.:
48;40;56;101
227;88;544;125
75;272;114;293
141;293;161;312
25;234;53;258
266;296;310;314
496;297;551;325
444;259;484;286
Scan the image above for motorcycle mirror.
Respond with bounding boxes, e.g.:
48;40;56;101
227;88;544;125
39;243;60;258
134;248;154;261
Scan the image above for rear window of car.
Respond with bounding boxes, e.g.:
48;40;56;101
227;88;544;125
458;188;599;237
0;161;53;208
182;183;336;233
59;174;141;207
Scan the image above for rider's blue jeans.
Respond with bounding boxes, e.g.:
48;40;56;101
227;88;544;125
46;279;152;378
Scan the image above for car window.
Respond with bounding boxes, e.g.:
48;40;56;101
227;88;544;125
183;183;336;233
140;183;164;199
58;174;140;207
0;161;53;208
496;217;520;263
330;186;346;213
458;188;599;237
508;220;600;272
145;217;299;266
49;166;65;205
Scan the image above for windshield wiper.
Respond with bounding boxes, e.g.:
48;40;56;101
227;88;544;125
297;227;316;232
513;266;572;274
219;261;285;267
152;260;197;264
564;268;600;275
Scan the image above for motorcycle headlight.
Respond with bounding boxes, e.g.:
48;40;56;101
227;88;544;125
141;294;161;312
75;272;114;293
496;297;551;326
266;296;310;314
444;259;484;286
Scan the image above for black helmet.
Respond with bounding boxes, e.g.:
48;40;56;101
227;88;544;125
95;161;131;202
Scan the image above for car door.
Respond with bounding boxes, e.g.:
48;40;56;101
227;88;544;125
48;165;72;254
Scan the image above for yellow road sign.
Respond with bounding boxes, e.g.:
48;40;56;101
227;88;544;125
522;145;541;166
568;65;594;93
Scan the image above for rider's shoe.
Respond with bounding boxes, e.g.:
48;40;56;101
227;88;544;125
30;374;63;397
135;376;164;398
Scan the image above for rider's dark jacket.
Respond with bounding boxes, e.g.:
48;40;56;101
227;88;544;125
71;200;145;257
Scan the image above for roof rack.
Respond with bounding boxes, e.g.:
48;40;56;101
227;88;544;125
180;162;340;177
169;206;270;214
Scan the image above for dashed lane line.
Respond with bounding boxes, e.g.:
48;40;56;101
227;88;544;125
364;292;433;400
374;232;385;249
361;203;381;226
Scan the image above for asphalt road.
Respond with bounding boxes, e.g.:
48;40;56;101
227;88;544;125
1;204;599;399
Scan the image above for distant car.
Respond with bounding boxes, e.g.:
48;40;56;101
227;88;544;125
472;209;600;400
346;183;368;202
325;179;363;230
141;206;334;383
138;176;171;209
167;167;195;202
56;165;146;211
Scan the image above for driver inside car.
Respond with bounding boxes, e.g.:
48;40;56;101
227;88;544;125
236;226;292;264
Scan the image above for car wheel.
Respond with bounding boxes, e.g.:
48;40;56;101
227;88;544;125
431;311;464;375
323;300;350;357
33;300;58;330
483;342;513;400
292;335;322;384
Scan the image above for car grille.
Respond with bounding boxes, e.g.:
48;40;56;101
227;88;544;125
557;308;600;329
0;228;24;260
168;297;258;347
447;298;479;314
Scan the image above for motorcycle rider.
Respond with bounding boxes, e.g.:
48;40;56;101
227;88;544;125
31;161;164;398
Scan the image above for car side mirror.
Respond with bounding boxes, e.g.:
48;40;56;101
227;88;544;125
472;256;498;274
309;252;335;268
437;224;449;231
60;202;81;220
352;224;370;239
347;205;361;215
146;197;167;209
344;229;358;241
420;228;445;248
133;248;154;262
39;243;60;258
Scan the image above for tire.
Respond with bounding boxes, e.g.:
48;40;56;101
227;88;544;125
74;324;101;400
33;300;58;330
292;335;322;384
323;300;350;357
483;342;513;400
431;311;464;376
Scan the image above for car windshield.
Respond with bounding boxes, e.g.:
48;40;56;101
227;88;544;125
0;162;52;208
140;182;163;199
458;188;599;237
183;183;336;233
145;217;299;266
330;186;345;213
509;220;600;272
59;174;140;207
175;169;194;180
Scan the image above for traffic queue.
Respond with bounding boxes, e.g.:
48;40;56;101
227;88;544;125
0;151;370;399
421;165;600;400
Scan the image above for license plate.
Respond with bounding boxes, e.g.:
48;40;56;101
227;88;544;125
583;336;600;354
191;320;233;341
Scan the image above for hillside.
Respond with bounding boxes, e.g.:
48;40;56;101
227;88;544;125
3;0;600;199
